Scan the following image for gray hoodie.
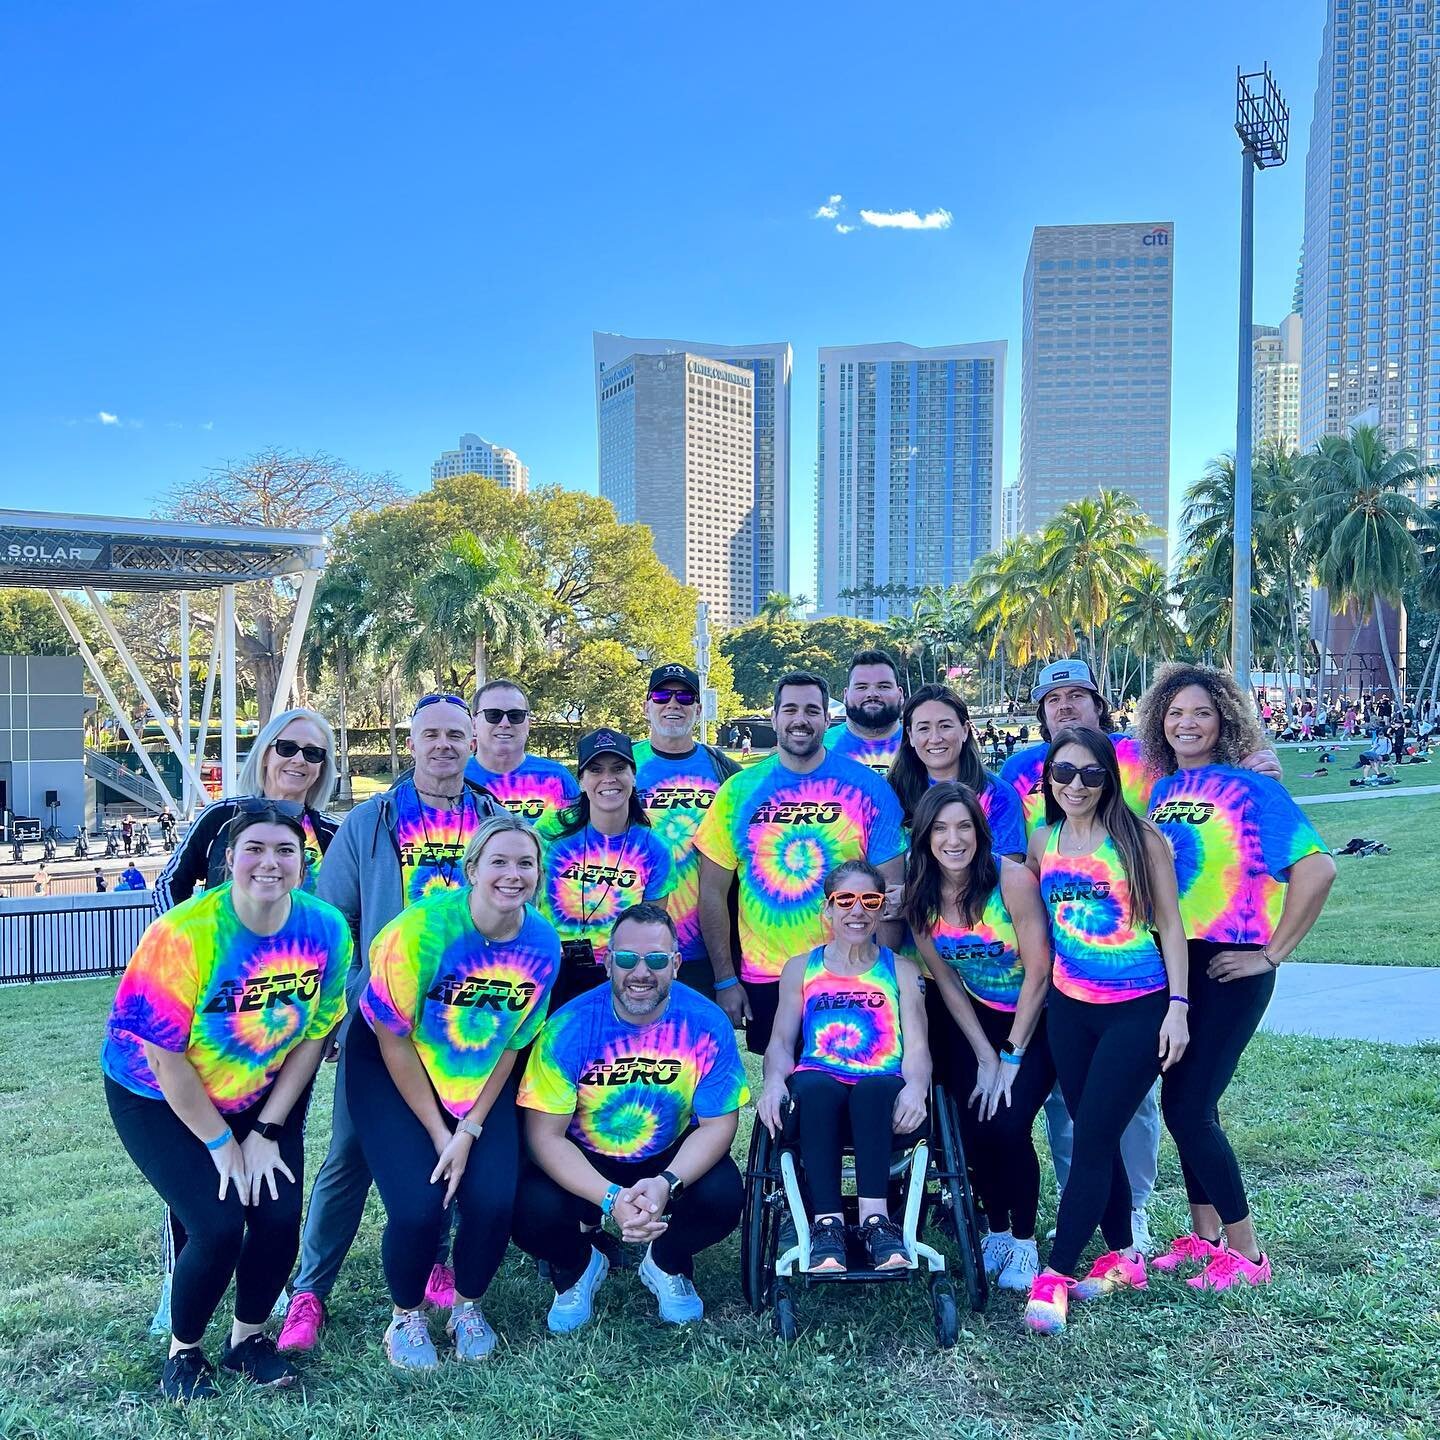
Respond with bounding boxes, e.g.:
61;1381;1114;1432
317;773;504;1036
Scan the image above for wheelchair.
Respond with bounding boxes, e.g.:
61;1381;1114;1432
739;1080;987;1346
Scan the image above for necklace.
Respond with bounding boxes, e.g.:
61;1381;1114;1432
416;785;463;805
580;824;634;926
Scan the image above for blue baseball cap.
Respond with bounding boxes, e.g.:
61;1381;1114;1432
1031;659;1101;704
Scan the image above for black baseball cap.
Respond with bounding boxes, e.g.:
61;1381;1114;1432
577;727;635;773
647;662;701;694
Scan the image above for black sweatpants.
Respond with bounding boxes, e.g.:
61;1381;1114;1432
512;1139;743;1293
1046;986;1167;1278
345;1018;519;1311
1160;940;1275;1225
788;1069;909;1214
106;1074;310;1346
743;979;780;1056
926;987;1055;1241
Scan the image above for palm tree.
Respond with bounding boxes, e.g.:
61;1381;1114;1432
968;535;1063;677
759;592;811;623
303;560;372;802
1408;504;1440;708
1298;425;1433;696
1113;559;1184;695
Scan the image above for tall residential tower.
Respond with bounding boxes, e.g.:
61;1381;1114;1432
431;434;529;492
1253;313;1303;452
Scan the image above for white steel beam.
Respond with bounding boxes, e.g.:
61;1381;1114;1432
191;620;222;815
179;592;191;813
271;567;320;718
220;585;238;793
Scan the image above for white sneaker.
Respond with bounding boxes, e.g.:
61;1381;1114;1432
980;1229;1015;1279
638;1245;704;1324
1130;1208;1155;1258
547;1246;609;1335
997;1237;1039;1292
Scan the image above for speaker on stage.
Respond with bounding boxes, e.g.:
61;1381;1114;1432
45;790;60;808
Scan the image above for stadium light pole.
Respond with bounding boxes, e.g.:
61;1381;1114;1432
1232;65;1289;696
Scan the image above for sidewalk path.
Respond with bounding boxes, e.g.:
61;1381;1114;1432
1262;961;1440;1045
1296;784;1440;805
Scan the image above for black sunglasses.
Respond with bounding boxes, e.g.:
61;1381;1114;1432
236;797;305;818
649;688;699;707
413;693;468;716
272;738;328;764
479;707;529;725
1050;761;1108;789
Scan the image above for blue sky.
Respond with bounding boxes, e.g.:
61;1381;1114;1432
2;1;1324;588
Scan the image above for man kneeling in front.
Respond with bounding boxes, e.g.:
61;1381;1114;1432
514;902;748;1330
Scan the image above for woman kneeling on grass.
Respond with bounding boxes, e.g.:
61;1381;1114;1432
757;860;931;1273
1023;728;1190;1336
102;802;353;1403
351;815;561;1368
1137;663;1335;1289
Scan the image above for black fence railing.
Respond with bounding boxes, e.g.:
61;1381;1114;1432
0;896;152;984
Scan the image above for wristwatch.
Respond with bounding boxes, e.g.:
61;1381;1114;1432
659;1168;685;1199
999;1040;1025;1060
458;1119;484;1141
252;1120;284;1142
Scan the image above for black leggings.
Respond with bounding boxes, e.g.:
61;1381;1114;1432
789;1069;909;1214
345;1018;519;1310
1161;941;1275;1225
1046;986;1167;1277
106;1075;309;1346
512;1140;743;1292
926;987;1055;1241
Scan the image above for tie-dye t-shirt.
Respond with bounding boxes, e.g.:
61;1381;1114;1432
976;774;1027;858
534;815;676;966
100;883;352;1112
299;811;325;892
794;946;905;1081
465;754;579;827
1039;824;1167;1004
926;885;1024;1012
1001;733;1156;838
361;890;560;1117
1148;765;1328;945
694;752;907;984
518;981;750;1160
634;742;729;965
394;782;483;907
825;725;902;775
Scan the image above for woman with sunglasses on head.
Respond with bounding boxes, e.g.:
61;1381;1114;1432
757;860;931;1273
902;782;1054;1295
1136;664;1334;1290
1021;727;1190;1336
102;802;353;1402
888;685;1026;861
148;706;340;1335
348;815;560;1368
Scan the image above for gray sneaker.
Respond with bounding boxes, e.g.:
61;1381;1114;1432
447;1302;497;1361
547;1246;610;1335
384;1308;438;1370
638;1246;703;1324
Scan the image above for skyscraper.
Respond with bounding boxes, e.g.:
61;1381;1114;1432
431;434;529;493
1300;0;1439;498
596;351;755;627
594;332;791;610
816;340;1005;621
1253;313;1303;451
1019;223;1175;559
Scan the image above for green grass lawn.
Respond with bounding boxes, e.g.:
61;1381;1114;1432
2;981;1437;1440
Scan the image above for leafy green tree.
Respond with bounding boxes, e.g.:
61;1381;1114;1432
718;615;890;710
0;589;81;655
1113;559;1184;694
758;592;811;623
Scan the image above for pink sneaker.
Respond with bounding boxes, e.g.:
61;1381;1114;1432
276;1290;325;1352
425;1263;456;1309
1023;1272;1074;1335
1188;1249;1272;1291
1152;1233;1224;1274
1073;1250;1148;1300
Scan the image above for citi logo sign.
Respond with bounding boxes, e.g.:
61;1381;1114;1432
1142;228;1171;247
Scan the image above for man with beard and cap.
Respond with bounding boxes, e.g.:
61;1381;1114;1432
632;662;740;998
824;649;906;774
999;658;1282;1256
695;671;907;1054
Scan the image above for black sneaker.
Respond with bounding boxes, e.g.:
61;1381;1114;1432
806;1215;847;1273
161;1347;218;1403
857;1213;909;1270
221;1332;298;1388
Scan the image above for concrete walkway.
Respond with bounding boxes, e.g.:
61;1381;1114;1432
1297;783;1440;805
1261;961;1440;1045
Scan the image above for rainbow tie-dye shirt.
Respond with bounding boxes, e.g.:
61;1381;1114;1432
518;982;750;1160
633;741;731;966
361;890;560;1118
1001;733;1157;838
1039;824;1167;1003
300;811;325;892
1148;765;1327;945
535;816;676;966
694;751;906;984
794;946;905;1080
394;782;483;907
926;885;1024;1012
465;754;579;827
825;725;902;775
100;884;352;1112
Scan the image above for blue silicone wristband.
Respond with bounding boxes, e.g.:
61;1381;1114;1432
1000;1050;1023;1066
205;1127;233;1151
600;1183;621;1218
712;976;740;992
1170;995;1190;1006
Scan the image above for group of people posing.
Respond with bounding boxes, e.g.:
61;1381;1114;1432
102;648;1335;1400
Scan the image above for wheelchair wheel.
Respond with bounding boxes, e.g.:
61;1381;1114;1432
772;1281;798;1343
930;1276;959;1349
740;1120;778;1311
935;1087;988;1313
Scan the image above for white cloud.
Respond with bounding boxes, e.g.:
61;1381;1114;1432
201;420;214;431
814;193;843;220
859;207;953;231
835;223;856;234
98;410;119;425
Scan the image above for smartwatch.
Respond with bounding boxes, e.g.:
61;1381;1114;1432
458;1119;484;1141
659;1168;685;1199
252;1120;284;1142
999;1041;1024;1066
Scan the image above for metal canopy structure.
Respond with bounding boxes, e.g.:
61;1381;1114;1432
0;510;327;817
